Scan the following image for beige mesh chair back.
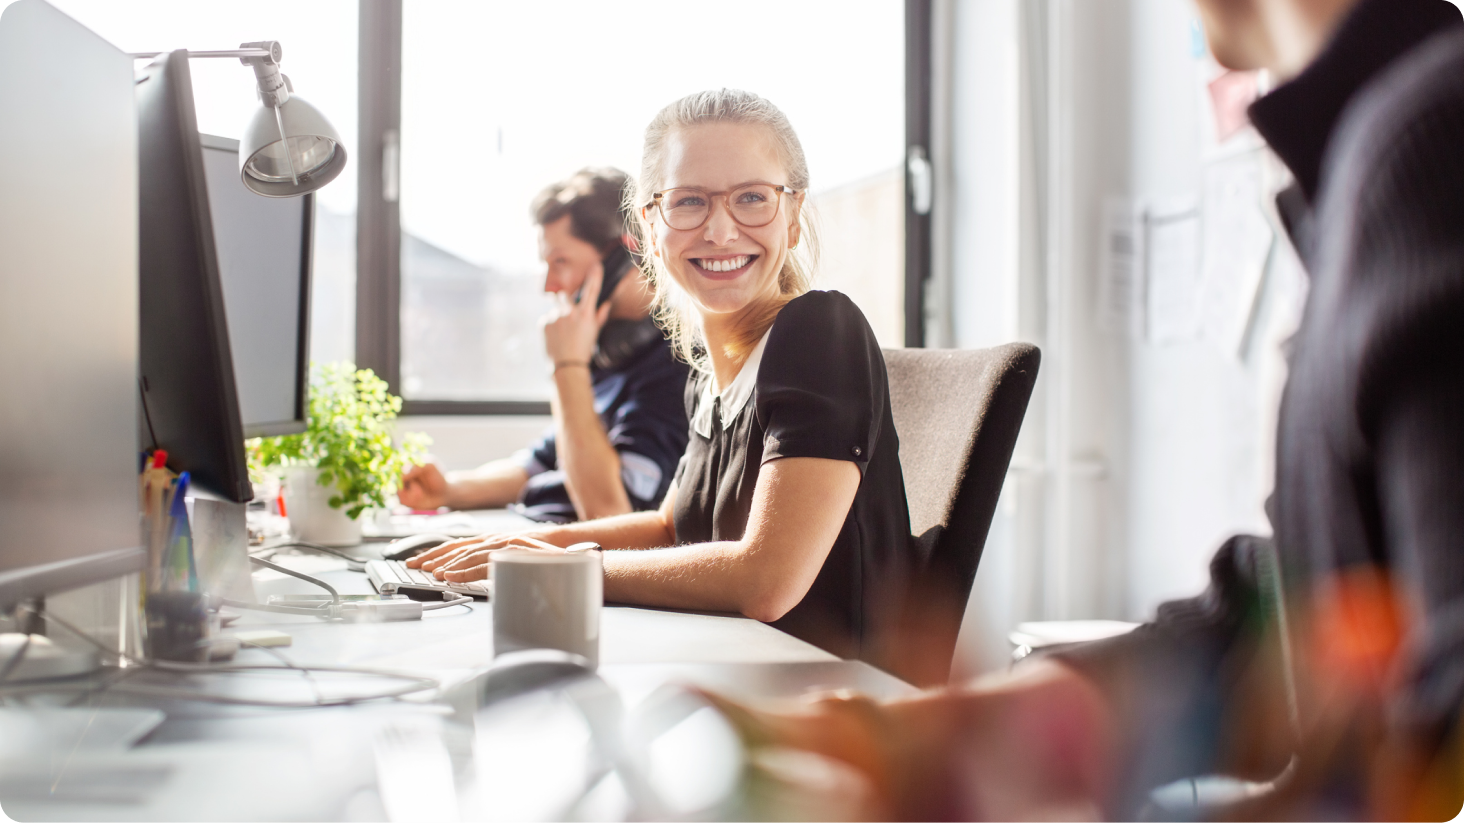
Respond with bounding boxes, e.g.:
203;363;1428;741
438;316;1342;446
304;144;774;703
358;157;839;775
883;344;1040;685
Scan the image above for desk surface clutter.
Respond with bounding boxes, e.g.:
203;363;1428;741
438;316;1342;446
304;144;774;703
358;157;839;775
1;541;913;822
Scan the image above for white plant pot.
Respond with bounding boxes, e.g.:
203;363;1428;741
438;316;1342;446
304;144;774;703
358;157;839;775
282;466;362;547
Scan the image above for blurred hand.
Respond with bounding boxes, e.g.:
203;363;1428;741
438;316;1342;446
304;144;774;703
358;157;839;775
398;463;449;510
542;263;612;367
404;530;562;582
695;688;896;798
693;659;1114;821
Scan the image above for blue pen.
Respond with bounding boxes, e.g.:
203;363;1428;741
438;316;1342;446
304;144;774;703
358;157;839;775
169;471;190;518
167;472;199;592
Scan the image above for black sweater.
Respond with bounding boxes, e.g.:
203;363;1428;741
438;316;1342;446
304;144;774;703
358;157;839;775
1055;0;1464;813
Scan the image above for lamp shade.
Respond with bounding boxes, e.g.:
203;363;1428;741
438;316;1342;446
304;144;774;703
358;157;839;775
239;93;346;197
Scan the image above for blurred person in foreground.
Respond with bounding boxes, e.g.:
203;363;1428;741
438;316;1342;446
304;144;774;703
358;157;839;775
399;169;689;523
702;0;1464;819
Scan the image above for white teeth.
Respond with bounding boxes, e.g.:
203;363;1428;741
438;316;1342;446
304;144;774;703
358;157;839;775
698;255;750;272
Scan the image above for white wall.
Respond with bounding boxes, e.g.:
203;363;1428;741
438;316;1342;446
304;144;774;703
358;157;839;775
948;0;1317;676
396;415;551;472
1120;0;1312;616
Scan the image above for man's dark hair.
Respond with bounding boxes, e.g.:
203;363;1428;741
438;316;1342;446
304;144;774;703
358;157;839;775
531;167;631;253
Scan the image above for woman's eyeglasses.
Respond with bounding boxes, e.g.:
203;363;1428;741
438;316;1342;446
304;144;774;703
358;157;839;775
645;183;798;231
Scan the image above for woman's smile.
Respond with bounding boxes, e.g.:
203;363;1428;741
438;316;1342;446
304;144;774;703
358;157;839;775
690;253;759;280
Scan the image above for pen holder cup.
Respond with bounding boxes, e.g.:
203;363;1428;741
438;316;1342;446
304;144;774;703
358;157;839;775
144;590;212;662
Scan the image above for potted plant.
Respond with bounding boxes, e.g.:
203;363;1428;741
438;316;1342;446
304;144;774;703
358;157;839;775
248;362;429;545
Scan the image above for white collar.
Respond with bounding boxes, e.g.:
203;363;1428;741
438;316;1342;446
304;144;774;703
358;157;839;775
691;330;771;438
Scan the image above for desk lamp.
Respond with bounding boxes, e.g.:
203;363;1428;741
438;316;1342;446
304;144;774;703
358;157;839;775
130;41;346;198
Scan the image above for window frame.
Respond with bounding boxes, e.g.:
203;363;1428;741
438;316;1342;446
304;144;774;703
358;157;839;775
905;0;933;347
354;0;930;416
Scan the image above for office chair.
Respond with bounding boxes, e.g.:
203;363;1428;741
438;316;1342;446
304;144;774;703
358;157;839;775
881;343;1040;686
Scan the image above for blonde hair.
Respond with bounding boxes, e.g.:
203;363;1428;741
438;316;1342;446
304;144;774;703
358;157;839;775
628;89;820;373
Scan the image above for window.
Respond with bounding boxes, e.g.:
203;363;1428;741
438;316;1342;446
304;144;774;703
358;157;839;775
49;0;360;367
384;0;906;410
36;0;920;418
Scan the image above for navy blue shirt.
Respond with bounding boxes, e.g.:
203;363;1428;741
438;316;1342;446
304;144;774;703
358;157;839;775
512;331;689;523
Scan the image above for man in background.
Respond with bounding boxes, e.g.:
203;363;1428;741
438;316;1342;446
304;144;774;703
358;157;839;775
399;168;689;523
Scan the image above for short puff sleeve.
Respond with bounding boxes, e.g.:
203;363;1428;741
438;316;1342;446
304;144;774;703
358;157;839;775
755;291;885;472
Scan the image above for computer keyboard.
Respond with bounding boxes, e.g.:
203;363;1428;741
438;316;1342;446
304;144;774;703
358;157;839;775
366;559;490;598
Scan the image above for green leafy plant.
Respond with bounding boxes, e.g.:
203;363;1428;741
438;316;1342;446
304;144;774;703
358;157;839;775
248;362;430;519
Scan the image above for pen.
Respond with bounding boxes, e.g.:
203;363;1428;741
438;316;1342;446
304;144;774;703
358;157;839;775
166;472;197;592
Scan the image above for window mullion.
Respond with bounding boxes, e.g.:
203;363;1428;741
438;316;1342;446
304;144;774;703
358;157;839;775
356;0;403;390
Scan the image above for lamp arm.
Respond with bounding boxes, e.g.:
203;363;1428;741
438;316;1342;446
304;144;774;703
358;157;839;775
127;48;273;60
237;41;289;108
128;41;289;108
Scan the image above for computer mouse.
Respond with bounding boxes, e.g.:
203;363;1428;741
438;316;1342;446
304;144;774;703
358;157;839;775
479;649;595;704
383;532;453;561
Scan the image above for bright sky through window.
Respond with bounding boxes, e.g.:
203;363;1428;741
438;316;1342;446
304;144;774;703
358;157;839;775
401;0;904;275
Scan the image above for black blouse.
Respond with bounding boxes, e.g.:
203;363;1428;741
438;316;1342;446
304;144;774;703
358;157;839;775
671;290;913;660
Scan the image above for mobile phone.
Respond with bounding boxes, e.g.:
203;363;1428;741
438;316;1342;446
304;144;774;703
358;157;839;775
576;245;633;307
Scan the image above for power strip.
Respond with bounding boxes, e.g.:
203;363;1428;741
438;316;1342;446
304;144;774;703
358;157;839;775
263;595;424;622
334;599;423;622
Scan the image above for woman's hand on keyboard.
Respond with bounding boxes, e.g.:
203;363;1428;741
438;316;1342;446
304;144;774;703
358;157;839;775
406;531;563;582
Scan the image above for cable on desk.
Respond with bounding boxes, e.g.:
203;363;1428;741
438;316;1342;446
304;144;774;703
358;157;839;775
6;602;439;708
422;594;473;612
253;541;369;566
0;673;438;708
248;555;340;604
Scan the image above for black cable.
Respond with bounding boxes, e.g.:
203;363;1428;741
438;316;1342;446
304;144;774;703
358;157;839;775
247;555;340;604
138;378;160;452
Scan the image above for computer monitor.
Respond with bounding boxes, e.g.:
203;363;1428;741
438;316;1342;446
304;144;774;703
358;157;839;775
0;0;144;611
136;51;253;503
198;134;313;439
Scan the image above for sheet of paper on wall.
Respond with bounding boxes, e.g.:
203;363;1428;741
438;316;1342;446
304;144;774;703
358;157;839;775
1097;198;1145;339
1199;154;1274;358
1145;196;1203;344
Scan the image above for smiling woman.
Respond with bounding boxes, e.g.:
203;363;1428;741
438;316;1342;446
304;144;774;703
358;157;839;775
410;90;916;663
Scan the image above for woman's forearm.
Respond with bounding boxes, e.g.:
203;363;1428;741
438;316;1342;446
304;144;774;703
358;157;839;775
602;541;755;613
536;509;673;551
602;457;856;620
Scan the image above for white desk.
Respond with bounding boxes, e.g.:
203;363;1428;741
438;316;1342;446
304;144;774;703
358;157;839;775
2;550;913;821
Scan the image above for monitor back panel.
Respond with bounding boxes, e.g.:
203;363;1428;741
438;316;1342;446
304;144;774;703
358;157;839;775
0;0;144;607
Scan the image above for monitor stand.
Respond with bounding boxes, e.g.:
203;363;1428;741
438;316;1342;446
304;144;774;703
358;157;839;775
0;633;99;681
187;491;256;604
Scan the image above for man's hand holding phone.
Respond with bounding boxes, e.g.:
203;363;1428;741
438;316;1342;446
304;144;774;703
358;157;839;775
543;263;612;369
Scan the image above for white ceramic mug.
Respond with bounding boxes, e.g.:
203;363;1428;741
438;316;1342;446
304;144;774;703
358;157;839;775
490;544;603;667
